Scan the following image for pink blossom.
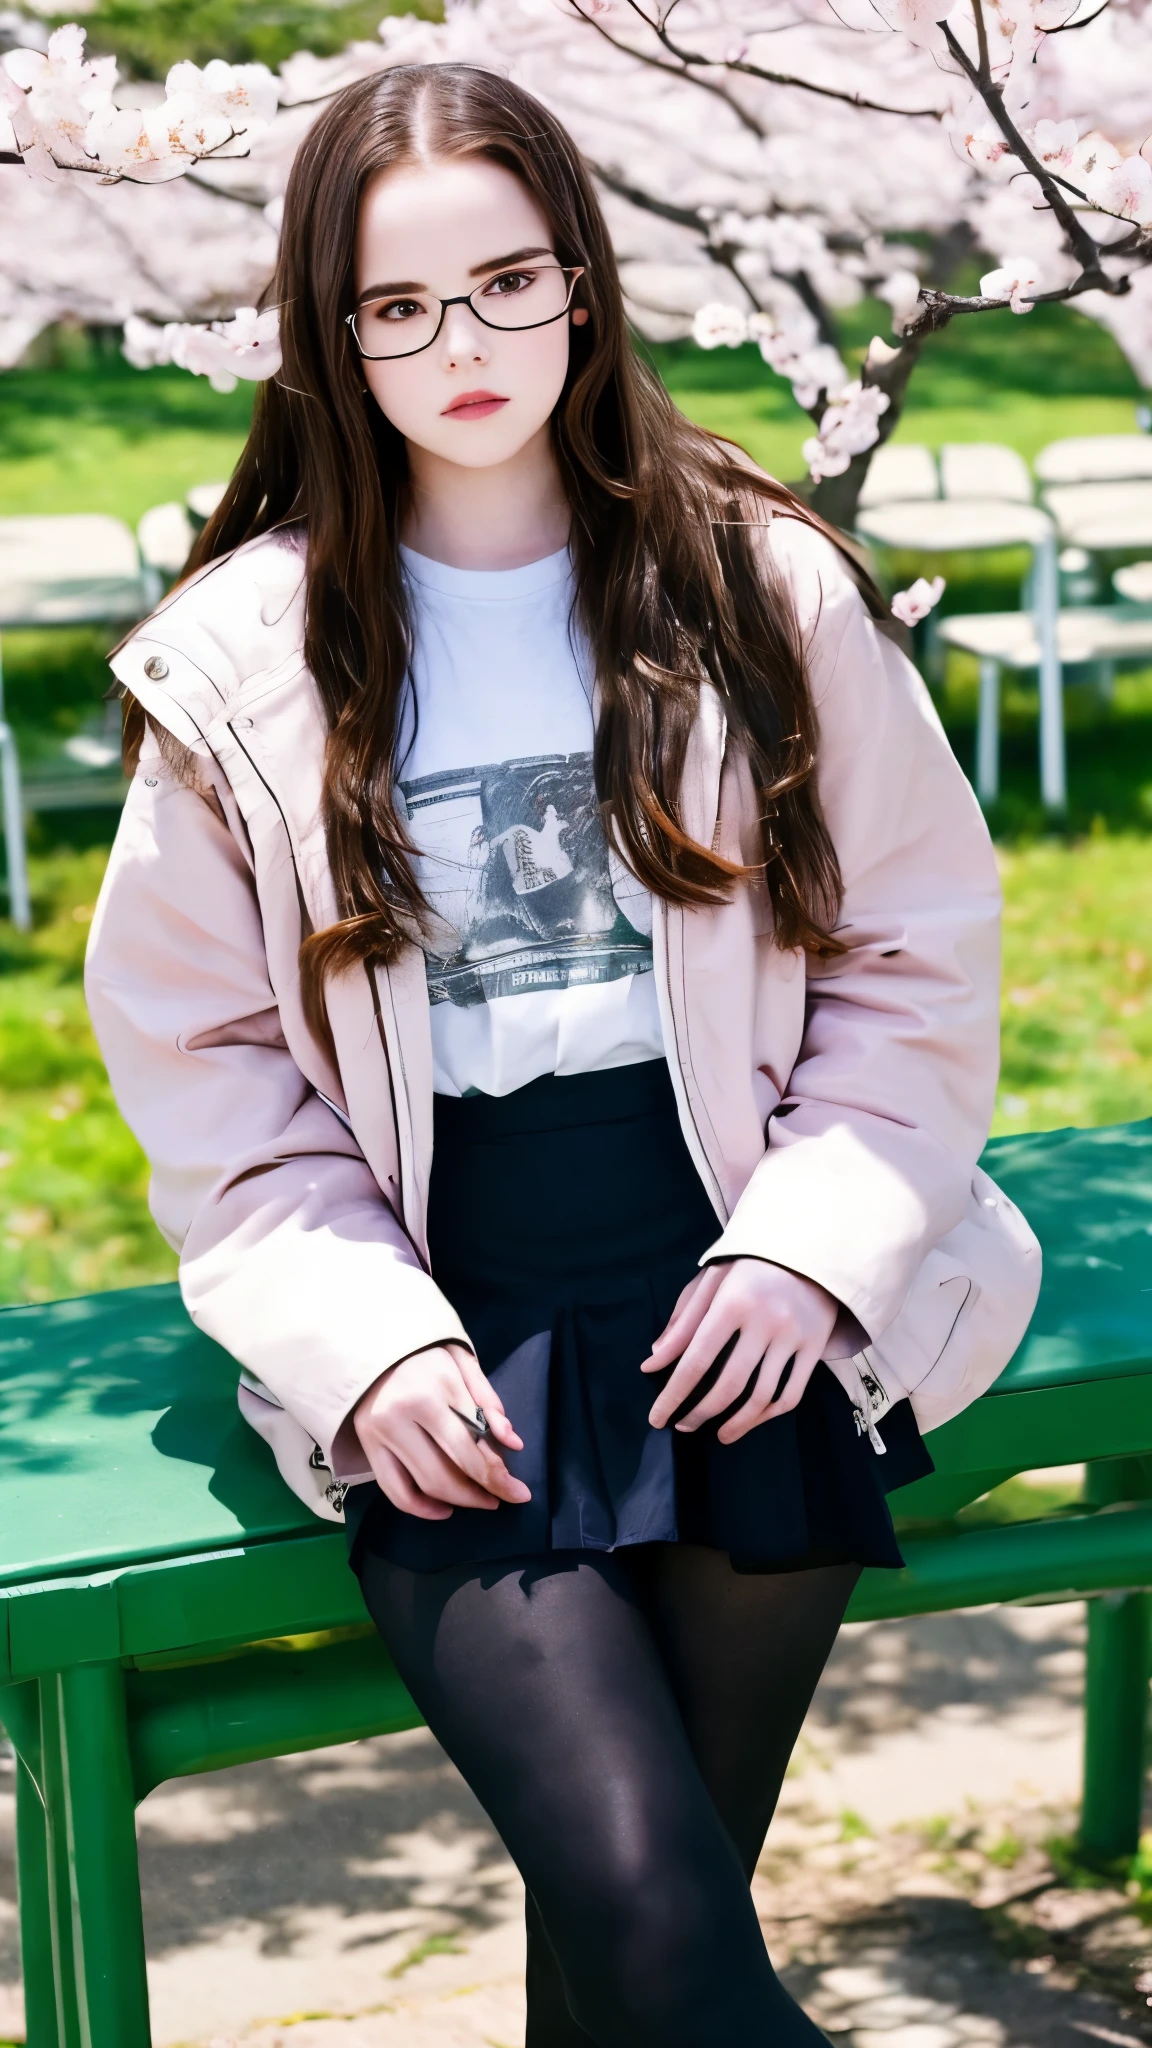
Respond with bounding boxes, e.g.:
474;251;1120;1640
882;0;948;55
1084;151;1152;227
963;119;1013;174
92;58;278;173
3;29;275;179
121;314;180;369
891;575;946;626
1028;118;1078;170
1069;133;1121;181
164;58;279;133
169;306;282;391
802;380;890;482
3;23;116;172
83;103;212;180
980;255;1042;312
691;301;749;349
789;343;851;409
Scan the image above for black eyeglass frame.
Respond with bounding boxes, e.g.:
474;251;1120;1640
345;264;586;361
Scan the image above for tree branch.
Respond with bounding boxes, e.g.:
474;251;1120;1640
575;0;944;120
567;0;767;137
183;168;271;208
902;263;1142;337
590;159;713;236
1042;0;1112;33
590;161;841;344
938;14;1117;288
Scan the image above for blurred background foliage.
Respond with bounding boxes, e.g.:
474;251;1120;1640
44;0;439;80
0;297;1150;1301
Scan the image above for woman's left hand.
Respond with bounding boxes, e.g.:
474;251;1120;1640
641;1259;840;1444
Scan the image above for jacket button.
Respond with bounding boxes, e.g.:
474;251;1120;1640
143;655;169;680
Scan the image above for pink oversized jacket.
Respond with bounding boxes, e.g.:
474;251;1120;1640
86;513;1040;1522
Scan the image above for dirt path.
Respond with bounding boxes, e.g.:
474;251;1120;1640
2;1597;1150;2048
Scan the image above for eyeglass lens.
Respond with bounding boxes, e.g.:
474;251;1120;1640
352;265;575;360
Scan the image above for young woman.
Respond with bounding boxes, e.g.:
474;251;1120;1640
87;62;1038;2048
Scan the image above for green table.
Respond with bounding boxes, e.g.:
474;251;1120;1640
4;1120;1152;2048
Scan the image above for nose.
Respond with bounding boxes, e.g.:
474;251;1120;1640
439;298;490;371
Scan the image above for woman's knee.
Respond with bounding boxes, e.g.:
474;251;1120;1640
550;1851;773;2045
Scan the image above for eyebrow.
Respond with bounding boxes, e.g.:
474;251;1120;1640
356;246;556;305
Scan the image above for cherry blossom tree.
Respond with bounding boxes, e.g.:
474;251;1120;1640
2;0;1150;523
462;0;1152;521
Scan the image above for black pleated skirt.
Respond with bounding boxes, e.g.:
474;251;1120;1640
346;1059;932;1576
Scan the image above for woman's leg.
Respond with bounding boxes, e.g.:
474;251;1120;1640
356;1546;829;2048
631;1545;861;1876
514;1545;861;2039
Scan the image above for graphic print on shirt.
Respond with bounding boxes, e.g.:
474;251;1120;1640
399;751;653;1008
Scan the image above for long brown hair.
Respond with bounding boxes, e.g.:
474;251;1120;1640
184;62;871;1036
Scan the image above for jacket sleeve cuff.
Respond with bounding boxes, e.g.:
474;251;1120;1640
327;1325;478;1483
696;1116;969;1340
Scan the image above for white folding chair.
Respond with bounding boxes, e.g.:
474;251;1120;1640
855;498;1066;810
1114;562;1152;603
856;442;938;510
939;442;1033;504
939;607;1152;804
186;481;228;531
1035;435;1152;486
137;502;195;585
1040;482;1152;555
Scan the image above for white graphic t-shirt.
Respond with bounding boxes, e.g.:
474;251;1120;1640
396;544;664;1097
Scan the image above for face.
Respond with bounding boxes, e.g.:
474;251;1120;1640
352;155;585;469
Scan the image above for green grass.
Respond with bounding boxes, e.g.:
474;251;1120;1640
935;661;1152;1133
0;837;177;1303
0;339;254;526
68;0;438;80
996;828;1152;1134
0;319;1150;1302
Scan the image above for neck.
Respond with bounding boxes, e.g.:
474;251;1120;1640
402;424;570;570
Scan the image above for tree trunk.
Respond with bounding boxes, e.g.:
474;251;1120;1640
809;332;924;531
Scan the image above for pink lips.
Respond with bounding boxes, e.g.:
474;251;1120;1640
441;390;509;419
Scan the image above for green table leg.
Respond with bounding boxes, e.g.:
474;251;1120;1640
0;1679;60;2048
38;1684;81;2048
15;1751;60;2048
1080;1459;1152;1862
52;1663;152;2048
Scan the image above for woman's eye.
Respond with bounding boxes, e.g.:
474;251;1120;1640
378;298;424;322
485;270;536;297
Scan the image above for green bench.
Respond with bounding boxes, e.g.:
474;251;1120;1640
4;1118;1152;2048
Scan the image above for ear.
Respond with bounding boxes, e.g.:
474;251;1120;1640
571;307;590;327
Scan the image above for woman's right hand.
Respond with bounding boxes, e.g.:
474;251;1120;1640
353;1343;531;1521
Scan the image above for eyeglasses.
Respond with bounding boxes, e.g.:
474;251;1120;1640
346;263;585;361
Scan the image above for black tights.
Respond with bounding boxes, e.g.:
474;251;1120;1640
357;1541;858;2046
